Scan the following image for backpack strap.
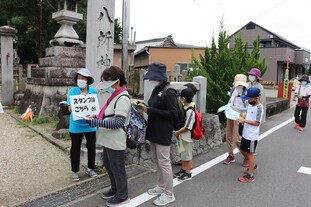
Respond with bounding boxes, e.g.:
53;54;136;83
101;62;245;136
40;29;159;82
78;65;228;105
105;94;130;118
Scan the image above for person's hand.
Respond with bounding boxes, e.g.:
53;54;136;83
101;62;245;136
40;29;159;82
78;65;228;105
86;115;94;120
236;118;245;124
174;131;181;139
136;104;147;113
86;118;98;127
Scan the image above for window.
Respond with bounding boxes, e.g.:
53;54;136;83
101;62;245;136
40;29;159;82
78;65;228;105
246;23;255;30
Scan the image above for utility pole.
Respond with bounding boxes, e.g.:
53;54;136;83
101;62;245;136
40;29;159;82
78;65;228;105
122;0;130;78
38;0;43;62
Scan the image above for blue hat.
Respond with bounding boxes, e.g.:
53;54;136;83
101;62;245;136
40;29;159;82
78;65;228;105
144;62;168;81
241;87;261;100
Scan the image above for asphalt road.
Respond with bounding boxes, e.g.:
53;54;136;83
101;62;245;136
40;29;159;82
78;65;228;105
64;101;311;207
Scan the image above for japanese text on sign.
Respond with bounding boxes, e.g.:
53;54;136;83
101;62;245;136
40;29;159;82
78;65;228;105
70;94;100;120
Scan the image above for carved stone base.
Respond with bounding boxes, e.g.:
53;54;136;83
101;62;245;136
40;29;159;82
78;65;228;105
19;46;86;116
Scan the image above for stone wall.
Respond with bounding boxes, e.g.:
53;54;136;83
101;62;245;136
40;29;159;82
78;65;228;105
266;97;289;117
125;113;223;169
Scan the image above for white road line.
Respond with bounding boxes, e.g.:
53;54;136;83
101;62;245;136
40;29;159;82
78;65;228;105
123;117;295;207
297;167;311;175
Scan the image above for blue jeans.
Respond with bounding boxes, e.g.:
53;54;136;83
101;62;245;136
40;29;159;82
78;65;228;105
103;147;128;199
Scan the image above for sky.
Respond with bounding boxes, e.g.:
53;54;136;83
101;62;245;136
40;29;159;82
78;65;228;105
115;0;311;51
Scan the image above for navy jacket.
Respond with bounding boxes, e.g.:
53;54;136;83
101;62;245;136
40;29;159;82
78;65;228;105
145;81;179;145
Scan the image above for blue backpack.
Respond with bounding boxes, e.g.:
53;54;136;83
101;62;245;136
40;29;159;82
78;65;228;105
114;95;147;148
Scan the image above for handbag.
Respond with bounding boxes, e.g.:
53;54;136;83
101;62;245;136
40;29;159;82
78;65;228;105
297;85;310;108
126;138;137;149
297;98;309;108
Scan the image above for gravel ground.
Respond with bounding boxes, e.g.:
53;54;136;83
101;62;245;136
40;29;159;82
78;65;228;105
0;111;71;206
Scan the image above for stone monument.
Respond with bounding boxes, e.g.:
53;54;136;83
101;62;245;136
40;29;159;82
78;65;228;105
0;26;17;106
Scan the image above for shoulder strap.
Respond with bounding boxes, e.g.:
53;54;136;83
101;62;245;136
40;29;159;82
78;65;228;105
162;84;172;96
113;94;130;109
186;106;195;112
298;85;301;96
105;94;130;118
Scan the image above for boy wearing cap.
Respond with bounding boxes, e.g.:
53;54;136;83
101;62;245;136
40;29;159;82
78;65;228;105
293;75;311;131
223;74;248;166
237;87;263;183
174;88;195;181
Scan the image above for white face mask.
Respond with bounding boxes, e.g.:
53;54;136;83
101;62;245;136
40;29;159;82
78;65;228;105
301;81;307;85
235;85;243;93
248;75;256;83
149;80;160;87
77;79;87;89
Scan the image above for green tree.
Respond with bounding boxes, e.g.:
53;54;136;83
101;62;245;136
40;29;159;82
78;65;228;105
0;0;122;64
190;22;267;124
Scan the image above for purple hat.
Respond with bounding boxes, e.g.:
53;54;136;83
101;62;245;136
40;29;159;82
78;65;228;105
247;68;262;81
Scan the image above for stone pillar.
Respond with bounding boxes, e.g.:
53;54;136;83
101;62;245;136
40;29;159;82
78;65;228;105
86;1;115;86
193;76;207;113
85;0;116;166
0;26;17;106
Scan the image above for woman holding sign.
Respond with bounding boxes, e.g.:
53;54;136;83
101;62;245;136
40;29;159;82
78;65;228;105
67;68;98;182
87;66;131;206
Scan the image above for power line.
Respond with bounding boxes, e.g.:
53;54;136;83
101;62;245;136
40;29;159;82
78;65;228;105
46;0;57;12
253;0;288;20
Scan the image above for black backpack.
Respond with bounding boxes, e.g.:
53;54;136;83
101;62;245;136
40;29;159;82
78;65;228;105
162;85;186;130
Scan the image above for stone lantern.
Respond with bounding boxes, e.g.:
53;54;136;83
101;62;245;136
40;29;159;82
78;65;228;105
50;0;83;46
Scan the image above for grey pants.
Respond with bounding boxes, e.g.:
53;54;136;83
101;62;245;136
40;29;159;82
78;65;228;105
150;142;174;194
103;147;128;199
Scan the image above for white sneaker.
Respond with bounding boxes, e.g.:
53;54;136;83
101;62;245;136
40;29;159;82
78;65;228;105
71;172;79;181
86;168;98;178
153;193;175;206
147;185;165;196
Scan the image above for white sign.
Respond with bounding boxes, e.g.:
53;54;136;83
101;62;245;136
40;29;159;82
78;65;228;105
70;94;100;120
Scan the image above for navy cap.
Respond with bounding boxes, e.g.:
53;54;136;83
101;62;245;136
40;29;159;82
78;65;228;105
144;62;168;81
241;87;261;100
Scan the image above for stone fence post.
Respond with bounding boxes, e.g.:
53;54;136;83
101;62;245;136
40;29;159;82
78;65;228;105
0;26;17;106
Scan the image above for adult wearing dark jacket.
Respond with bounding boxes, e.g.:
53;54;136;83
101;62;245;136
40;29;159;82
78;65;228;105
139;62;177;206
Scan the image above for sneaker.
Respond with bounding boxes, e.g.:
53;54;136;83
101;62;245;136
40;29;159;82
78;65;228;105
71;172;79;182
242;159;249;167
223;155;235;165
178;172;192;182
174;169;186;178
299;127;304;131
86;168;98;178
238;174;255;183
106;196;130;206
294;123;300;129
153;193;175;206
101;189;116;199
147;185;165;196
243;164;258;174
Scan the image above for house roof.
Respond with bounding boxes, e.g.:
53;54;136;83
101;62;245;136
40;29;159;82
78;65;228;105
229;21;301;49
134;35;204;55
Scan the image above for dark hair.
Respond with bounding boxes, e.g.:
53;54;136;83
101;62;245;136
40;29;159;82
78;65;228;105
184;83;197;95
180;88;194;103
101;66;126;86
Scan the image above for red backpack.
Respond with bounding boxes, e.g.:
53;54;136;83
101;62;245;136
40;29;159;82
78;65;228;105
186;107;205;140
